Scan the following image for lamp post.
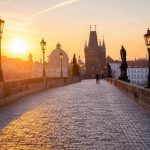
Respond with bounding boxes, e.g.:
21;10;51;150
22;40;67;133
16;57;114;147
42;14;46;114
40;38;46;77
0;18;4;82
144;28;150;88
59;52;63;77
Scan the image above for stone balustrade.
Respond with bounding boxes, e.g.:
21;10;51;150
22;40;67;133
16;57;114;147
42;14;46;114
0;77;80;106
106;78;150;111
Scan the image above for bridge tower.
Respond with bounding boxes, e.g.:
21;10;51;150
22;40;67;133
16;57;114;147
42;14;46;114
84;26;106;78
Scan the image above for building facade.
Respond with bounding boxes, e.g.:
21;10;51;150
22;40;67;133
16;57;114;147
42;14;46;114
127;67;148;86
109;62;148;86
110;62;121;79
84;27;106;78
32;62;48;78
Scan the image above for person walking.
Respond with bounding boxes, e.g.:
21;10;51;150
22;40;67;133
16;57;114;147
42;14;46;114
95;72;100;84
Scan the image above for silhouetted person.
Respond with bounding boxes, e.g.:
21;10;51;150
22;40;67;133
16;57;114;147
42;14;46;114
95;72;100;84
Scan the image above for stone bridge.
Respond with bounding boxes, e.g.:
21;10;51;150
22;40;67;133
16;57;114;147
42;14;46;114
0;80;150;149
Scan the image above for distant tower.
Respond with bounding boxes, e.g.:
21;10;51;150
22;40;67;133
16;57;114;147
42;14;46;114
102;36;106;64
84;26;106;78
28;53;33;69
28;53;33;63
78;55;82;67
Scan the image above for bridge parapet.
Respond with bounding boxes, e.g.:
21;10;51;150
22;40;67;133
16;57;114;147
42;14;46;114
0;77;80;106
106;78;150;111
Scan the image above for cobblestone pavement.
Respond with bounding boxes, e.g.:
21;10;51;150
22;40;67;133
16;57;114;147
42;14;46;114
0;80;150;150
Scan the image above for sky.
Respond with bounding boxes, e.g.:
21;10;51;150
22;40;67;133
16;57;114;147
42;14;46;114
0;0;150;62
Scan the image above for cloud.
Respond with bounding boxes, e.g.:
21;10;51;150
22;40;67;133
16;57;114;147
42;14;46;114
2;0;81;35
29;0;81;18
0;0;13;5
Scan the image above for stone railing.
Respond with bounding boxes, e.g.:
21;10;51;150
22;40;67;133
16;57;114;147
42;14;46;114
106;78;150;111
0;77;80;106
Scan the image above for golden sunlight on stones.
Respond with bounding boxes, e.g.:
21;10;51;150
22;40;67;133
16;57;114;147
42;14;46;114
0;105;56;149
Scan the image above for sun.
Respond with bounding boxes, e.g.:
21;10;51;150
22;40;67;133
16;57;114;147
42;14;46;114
9;39;28;55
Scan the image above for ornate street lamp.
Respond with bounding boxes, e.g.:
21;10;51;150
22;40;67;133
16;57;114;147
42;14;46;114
40;38;46;77
59;52;63;77
0;18;4;82
144;28;150;88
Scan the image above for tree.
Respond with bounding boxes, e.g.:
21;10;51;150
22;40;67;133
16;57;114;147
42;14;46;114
72;54;80;77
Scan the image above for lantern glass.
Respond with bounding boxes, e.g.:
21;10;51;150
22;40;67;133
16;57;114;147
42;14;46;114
0;19;4;34
43;41;46;50
40;39;46;50
60;52;63;60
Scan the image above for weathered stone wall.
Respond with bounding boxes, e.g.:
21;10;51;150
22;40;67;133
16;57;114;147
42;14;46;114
0;77;80;106
106;78;150;111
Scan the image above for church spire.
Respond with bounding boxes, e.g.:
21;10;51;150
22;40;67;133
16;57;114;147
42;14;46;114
102;36;106;49
99;38;101;47
28;53;33;63
85;40;87;48
28;53;33;68
79;55;81;60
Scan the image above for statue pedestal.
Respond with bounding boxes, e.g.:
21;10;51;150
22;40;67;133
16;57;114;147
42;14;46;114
119;76;130;82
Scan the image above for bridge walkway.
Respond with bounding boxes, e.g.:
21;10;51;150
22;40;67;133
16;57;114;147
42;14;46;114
0;80;150;149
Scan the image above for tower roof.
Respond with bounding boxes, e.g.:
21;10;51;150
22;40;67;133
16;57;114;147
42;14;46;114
84;40;87;48
106;55;114;63
99;39;101;47
102;37;106;49
88;31;98;48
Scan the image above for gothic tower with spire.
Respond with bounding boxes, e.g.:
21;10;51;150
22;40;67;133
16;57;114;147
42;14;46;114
84;26;106;78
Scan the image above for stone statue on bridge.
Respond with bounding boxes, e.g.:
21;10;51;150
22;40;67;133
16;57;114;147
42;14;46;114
119;46;129;82
120;45;126;63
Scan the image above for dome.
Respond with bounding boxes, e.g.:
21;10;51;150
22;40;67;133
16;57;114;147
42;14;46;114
47;43;69;77
48;43;69;62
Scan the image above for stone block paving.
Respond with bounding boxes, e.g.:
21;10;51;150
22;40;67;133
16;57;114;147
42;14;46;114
0;80;150;150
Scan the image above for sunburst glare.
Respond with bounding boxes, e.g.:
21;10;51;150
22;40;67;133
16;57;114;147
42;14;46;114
9;39;28;55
